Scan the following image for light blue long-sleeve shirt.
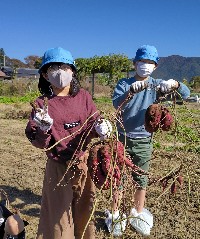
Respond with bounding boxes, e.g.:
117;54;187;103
112;76;190;138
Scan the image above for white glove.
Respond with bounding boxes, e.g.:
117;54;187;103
0;217;4;226
157;79;178;93
130;81;146;93
33;107;53;132
95;119;112;140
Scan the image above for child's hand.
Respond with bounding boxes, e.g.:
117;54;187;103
130;81;146;93
157;79;178;93
33;108;53;132
95;119;112;140
31;98;53;132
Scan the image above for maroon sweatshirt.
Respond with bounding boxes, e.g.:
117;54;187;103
25;89;99;163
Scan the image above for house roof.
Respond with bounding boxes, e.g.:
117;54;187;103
1;67;39;77
0;70;6;77
0;69;11;79
0;70;11;79
0;70;10;79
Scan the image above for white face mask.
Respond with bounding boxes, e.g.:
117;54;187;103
136;62;155;77
47;69;73;89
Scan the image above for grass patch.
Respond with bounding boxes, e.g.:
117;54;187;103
0;92;40;103
94;96;112;104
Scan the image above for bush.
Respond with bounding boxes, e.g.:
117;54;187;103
0;78;38;96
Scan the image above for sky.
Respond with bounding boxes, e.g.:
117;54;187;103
1;0;200;62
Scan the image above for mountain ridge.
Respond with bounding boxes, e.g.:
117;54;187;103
151;55;200;82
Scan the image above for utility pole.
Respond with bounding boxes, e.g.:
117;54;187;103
3;54;5;66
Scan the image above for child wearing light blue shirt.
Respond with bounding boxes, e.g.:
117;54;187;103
105;45;190;237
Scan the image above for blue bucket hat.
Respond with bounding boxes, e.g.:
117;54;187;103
133;45;159;64
38;47;76;73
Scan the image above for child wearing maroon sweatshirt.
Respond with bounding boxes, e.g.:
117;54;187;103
25;47;112;239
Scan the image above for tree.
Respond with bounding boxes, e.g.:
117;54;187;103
75;54;133;97
9;58;27;68
0;48;5;66
190;76;200;91
34;57;42;69
182;78;190;87
24;55;41;68
76;54;133;86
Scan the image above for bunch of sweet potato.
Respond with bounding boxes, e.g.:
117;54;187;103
145;104;173;133
88;140;137;190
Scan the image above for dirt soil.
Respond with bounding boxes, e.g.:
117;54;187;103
0;103;200;239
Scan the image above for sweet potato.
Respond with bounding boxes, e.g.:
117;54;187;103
88;140;136;190
145;104;173;133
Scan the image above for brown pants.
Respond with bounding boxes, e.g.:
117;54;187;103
36;155;95;239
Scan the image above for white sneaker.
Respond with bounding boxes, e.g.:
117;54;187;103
105;210;127;237
129;208;153;236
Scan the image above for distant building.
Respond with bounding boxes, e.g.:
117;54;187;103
0;70;11;79
1;67;13;77
1;66;39;78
